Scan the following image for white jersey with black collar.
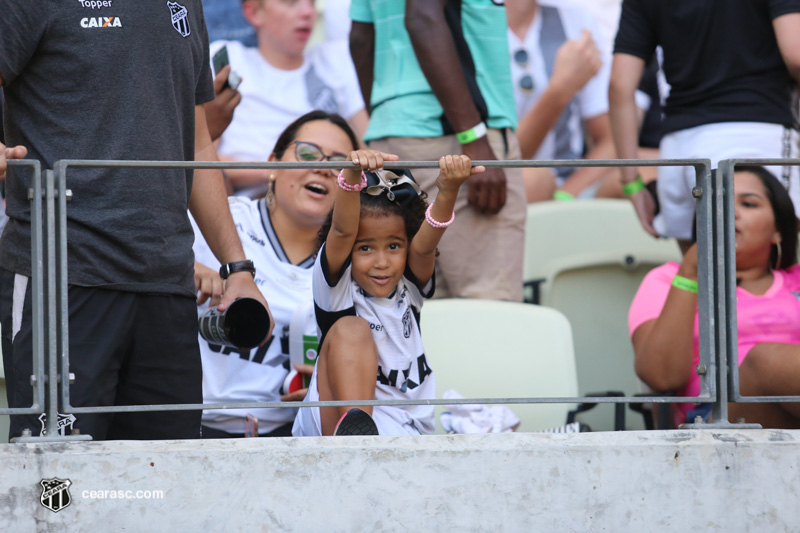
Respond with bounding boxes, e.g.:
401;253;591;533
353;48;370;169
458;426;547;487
307;243;436;434
192;197;318;434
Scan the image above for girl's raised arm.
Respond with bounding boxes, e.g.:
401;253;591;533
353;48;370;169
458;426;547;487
408;155;483;285
325;150;397;281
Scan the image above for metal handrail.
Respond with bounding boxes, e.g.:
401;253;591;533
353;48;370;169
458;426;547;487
7;157;727;440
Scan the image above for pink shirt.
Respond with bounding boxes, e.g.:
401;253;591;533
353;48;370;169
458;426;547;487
629;262;800;425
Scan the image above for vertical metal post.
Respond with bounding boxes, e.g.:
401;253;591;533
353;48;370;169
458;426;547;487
693;162;716;402
710;161;761;427
724;160;744;400
44;170;60;438
30;162;46;413
710;164;730;424
719;160;760;427
720;161;738;399
711;161;759;427
14;165;90;443
56;163;72;414
684;160;760;429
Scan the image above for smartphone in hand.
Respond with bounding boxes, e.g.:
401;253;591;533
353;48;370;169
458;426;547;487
212;45;241;91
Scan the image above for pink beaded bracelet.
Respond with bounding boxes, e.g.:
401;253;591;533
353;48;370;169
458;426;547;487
337;169;367;192
425;203;455;228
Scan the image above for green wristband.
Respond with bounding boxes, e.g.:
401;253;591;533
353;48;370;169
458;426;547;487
672;275;698;294
553;190;575;202
622;175;646;196
456;122;487;144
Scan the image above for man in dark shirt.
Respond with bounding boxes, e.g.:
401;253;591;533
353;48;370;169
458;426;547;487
0;1;270;440
609;0;800;247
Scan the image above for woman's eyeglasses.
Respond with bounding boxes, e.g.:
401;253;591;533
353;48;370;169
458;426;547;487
513;49;534;93
291;141;348;177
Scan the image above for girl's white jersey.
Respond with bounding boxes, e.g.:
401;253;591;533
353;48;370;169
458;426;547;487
292;243;436;436
193;197;317;435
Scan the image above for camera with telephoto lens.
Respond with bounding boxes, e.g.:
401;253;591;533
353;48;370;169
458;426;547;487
198;297;271;350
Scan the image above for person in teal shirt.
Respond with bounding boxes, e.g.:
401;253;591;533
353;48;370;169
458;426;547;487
350;0;527;301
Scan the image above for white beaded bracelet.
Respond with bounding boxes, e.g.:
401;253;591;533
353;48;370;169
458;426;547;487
337;169;367;192
425;203;455;228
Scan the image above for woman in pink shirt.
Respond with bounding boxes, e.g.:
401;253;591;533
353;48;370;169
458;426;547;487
629;166;800;428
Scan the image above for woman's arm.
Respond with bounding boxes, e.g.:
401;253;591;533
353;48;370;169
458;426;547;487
408;155;481;285
632;247;699;392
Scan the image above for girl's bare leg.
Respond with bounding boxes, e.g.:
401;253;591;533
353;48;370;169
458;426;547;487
315;316;379;435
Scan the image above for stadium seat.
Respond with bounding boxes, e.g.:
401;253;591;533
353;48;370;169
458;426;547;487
523;199;681;430
421;299;583;433
524;199;679;304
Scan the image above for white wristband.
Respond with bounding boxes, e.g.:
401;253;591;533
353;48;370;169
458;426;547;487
456;122;488;144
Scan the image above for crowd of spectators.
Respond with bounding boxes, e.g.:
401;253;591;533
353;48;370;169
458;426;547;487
1;0;799;439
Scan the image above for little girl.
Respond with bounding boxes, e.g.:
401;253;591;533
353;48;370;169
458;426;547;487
292;150;483;436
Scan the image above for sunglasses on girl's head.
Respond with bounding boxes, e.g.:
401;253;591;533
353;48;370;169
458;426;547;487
291;141;348;176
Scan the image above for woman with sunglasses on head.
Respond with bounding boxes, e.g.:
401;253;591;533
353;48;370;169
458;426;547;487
192;111;359;438
629;166;800;429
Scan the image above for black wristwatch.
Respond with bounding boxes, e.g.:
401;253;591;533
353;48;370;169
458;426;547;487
219;260;256;280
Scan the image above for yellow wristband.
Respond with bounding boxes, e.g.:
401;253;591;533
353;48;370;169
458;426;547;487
672;275;698;293
553;190;575;202
622;175;646;197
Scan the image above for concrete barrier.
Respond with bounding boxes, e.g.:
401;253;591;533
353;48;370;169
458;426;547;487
1;430;798;532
